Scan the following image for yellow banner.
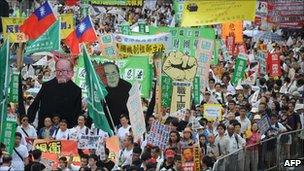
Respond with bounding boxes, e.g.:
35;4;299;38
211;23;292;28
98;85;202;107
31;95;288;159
1;17;27;43
221;21;243;43
117;43;165;56
170;81;192;113
181;0;256;27
60;13;74;39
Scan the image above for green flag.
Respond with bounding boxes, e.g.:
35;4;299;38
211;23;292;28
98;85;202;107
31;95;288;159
231;54;247;86
0;39;10;123
82;47;113;136
0;120;17;154
25;20;60;55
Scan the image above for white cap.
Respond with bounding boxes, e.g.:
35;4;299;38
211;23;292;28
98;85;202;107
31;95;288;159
294;103;304;111
236;85;243;90
251;107;259;113
253;114;261;120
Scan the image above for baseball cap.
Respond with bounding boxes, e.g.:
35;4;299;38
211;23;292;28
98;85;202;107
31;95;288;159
165;149;175;158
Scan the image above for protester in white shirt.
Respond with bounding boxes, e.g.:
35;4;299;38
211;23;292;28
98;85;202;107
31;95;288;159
16;115;37;151
52;119;71;140
117;135;134;169
236;107;251;134
0;155;14;171
117;115;132;149
69;115;90;140
12;133;29;171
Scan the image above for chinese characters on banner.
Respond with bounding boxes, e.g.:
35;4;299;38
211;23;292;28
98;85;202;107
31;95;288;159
181;146;201;171
181;0;256;27
60;13;74;39
1;17;27;42
161;75;173;108
99;34;118;57
89;0;143;6
170;81;192;113
267;53;282;78
147;121;170;150
127;82;146;141
0;120;17;154
257;115;271;135
78;135;101;149
226;35;236;56
221;21;243;43
114;33;172;56
231;54;248;86
203;104;223;121
256;50;267;76
9;69;19;103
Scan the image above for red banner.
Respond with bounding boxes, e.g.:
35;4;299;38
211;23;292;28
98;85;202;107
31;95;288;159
267;53;282;78
226;35;235;56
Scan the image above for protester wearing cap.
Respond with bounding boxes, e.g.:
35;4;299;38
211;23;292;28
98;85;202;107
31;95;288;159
180;127;195;148
159;149;175;171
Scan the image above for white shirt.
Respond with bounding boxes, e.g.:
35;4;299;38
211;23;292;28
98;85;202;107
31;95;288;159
227;134;245;153
117;125;131;147
117;148;133;167
69;125;90;140
12;144;29;171
16;125;37;150
0;166;14;171
214;135;229;156
236;116;251;133
52;129;70;140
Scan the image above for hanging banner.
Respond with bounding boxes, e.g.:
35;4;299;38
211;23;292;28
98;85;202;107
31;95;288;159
212;39;220;65
9;70;19;103
161;75;173;108
0;119;17;154
93;56;152;98
60;13;74;39
88;0;143;6
127;82;146;141
221;21;243;43
231;54;248;86
147;121;170;150
115;33;172;56
256;50;267;76
220;39;230;61
99;34;118;57
78;135;101;149
163;51;198;82
170;81;192;113
149;26;215;57
192;76;200;105
181;0;256;27
173;0;186;26
203;104;223;121
267;53;282;78
1;17;27;42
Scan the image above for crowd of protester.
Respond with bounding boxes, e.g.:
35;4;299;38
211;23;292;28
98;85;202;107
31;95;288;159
0;0;304;171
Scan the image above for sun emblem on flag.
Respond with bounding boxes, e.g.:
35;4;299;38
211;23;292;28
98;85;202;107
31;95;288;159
78;23;86;33
39;6;46;17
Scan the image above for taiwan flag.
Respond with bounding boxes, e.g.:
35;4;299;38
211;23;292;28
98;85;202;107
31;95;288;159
65;16;97;56
20;1;56;40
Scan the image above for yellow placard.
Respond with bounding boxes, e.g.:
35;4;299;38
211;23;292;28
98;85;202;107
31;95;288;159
181;0;256;27
1;17;27;43
203;104;223;121
170;81;192;113
117;43;165;56
60;13;74;39
221;21;243;43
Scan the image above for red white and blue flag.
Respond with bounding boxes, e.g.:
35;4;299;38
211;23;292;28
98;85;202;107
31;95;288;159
20;1;56;40
65;16;98;55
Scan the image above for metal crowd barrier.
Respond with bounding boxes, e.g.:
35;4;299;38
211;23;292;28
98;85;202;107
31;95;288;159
212;129;304;171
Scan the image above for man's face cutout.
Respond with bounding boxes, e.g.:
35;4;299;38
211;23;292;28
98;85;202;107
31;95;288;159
104;64;120;88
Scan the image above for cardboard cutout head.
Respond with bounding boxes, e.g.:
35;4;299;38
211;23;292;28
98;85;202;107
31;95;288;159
103;62;120;88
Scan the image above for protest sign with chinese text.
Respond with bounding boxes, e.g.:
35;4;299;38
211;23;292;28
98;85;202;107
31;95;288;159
181;0;256;27
1;17;27;42
60;13;74;39
9;69;19;103
231;54;248;86
203;104;223;121
0;119;17;154
100;34;118;57
161;75;173;108
182;146;201;171
147;121;170;150
267;53;282;78
170;81;192;113
78;135;101;149
257;115;271;135
127;82;146;141
88;0;143;6
221;21;243;43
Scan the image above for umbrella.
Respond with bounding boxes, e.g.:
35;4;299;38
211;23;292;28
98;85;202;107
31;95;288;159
257;31;283;42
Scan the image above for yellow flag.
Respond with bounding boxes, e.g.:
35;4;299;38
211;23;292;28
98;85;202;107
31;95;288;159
60;13;74;39
181;0;257;27
1;17;27;43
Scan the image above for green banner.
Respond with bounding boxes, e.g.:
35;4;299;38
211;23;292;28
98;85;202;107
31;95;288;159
93;56;152;98
0;119;17;154
25;20;60;55
74;55;87;98
173;0;185;26
87;0;143;6
9;70;19;103
231;54;247;86
212;39;220;65
149;26;215;57
119;23;131;35
192;76;200;105
0;39;10;124
161;75;172;108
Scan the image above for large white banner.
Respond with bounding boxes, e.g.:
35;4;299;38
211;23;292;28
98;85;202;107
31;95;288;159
127;82;146;141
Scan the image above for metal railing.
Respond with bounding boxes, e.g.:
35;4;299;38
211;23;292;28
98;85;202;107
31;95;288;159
212;129;304;171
